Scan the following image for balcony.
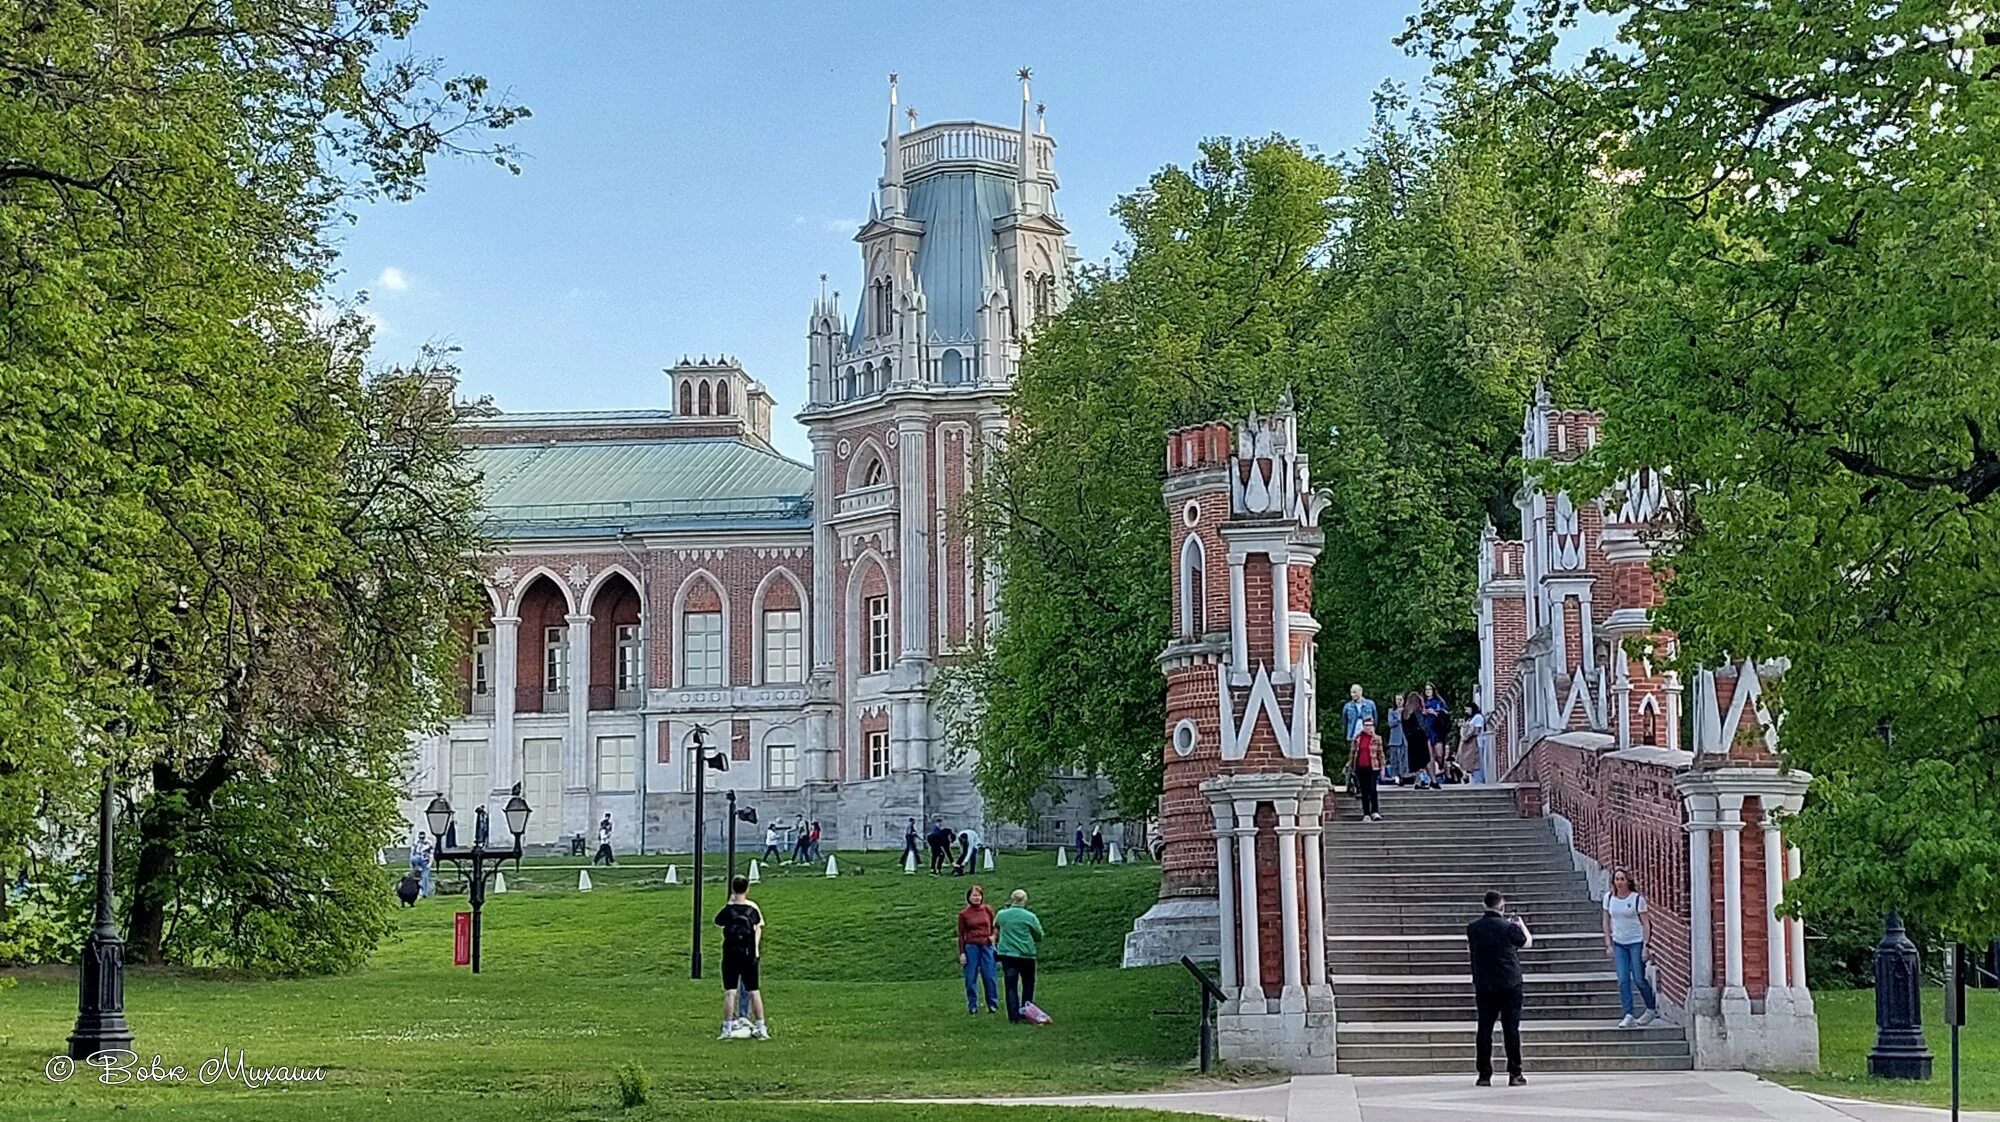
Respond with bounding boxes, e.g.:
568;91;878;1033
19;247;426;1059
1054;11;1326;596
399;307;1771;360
836;485;894;519
899;121;1053;179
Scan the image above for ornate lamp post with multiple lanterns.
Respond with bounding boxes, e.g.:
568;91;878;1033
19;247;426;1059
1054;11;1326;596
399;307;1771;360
426;792;531;974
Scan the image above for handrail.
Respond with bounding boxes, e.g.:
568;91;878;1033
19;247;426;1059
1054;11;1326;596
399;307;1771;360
1179;956;1227;1073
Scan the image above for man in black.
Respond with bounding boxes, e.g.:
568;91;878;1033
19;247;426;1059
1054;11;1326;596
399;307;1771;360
714;875;768;1040
901;818;921;869
927;818;952;875
1466;890;1533;1086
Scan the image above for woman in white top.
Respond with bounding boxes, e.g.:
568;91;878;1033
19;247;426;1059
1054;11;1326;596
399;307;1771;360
1603;867;1659;1027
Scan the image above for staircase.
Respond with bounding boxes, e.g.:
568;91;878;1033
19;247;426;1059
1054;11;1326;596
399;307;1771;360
1324;785;1693;1074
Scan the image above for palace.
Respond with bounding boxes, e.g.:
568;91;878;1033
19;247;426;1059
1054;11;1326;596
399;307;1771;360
403;74;1106;853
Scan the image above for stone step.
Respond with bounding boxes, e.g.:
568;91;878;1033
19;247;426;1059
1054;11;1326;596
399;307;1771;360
1331;997;1630;1022
1339;1021;1687;1046
1332;972;1621;997
1329;901;1603;919
1328;951;1613;974
1335;1052;1694;1076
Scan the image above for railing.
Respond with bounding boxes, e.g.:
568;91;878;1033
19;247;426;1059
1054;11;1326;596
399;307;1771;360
481;495;812;531
837;486;894;517
899;122;1052;176
515;686;567;715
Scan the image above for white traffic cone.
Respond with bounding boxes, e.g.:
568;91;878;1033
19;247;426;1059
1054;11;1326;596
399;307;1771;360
578;869;593;892
747;860;761;884
904;851;917;875
1109;842;1123;864
824;854;839;878
1056;847;1068;867
493;871;508;894
982;848;995;871
664;864;680;885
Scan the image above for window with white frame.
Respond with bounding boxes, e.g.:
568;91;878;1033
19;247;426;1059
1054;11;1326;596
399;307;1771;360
762;609;803;684
764;731;799;789
681;611;723;687
865;595;890;674
471;628;493;696
615;624;642;692
866;729;890;779
597;735;636;791
543;626;569;694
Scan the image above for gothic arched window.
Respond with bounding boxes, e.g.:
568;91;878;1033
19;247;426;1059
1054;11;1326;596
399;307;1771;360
698;381;712;415
1179;534;1205;637
679;380;693;415
863;458;886;488
716;379;731;415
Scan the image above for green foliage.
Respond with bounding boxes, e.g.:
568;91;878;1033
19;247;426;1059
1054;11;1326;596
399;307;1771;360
941;98;1611;819
1408;0;2000;940
0;883;77;969
616;1061;652;1108
0;1;520;971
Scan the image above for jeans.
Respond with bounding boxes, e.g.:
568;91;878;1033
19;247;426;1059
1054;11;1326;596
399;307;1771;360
1475;986;1524;1078
963;944;1000;1012
1613;940;1657;1016
999;954;1038;1021
1354;767;1380;817
413;857;432;898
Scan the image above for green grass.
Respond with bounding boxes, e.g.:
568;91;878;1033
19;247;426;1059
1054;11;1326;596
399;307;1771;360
0;857;1222;1121
1769;987;2000;1109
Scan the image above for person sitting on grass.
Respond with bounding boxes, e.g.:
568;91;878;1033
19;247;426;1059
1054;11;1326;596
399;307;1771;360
714;875;769;1041
995;888;1045;1022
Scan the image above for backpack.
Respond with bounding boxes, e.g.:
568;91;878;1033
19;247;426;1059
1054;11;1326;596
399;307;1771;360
720;904;759;948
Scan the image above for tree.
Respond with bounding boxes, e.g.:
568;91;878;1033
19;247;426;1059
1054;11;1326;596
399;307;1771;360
1407;0;2000;938
0;0;520;970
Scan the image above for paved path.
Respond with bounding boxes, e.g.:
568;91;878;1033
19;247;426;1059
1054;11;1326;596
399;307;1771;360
898;1071;1998;1121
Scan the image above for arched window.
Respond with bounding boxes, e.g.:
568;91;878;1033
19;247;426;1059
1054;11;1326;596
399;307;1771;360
679;380;693;415
861;362;875;396
698;381;713;416
1179;534;1205;638
716;380;731;415
843;367;856;401
863;457;886;488
940;349;963;386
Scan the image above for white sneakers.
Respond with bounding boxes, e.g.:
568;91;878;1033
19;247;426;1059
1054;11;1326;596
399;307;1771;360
751;1022;771;1040
1636;1010;1658;1026
1618;1014;1637;1028
720;1019;770;1041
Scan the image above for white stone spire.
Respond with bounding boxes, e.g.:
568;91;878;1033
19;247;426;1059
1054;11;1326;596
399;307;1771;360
881;73;905;217
1015;67;1037;215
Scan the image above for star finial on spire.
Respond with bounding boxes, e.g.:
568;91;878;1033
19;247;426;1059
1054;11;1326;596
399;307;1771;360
889;71;898;86
906;106;917;127
1017;66;1033;83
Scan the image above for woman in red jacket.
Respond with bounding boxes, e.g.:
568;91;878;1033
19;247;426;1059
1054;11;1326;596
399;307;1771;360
957;884;1001;1014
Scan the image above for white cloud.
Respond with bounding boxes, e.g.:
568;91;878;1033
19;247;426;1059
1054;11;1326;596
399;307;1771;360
821;217;863;234
376;266;410;292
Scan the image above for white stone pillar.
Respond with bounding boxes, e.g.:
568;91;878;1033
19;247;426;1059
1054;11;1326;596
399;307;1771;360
896;419;929;660
1302;798;1327;990
1275;800;1303;1006
1762;811;1788;992
1228;554;1247;676
1212;801;1238;991
810;436;837;676
1270;557;1291;676
565;613;592;836
1684;792;1717;992
491;616;520;801
1787;844;1809;998
1718;794;1747;997
1233;799;1264;1006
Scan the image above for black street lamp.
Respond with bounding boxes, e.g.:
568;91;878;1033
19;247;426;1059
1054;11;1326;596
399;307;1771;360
724;791;758;882
68;765;133;1060
688;725;728;980
1868;911;1934;1079
427;792;530;974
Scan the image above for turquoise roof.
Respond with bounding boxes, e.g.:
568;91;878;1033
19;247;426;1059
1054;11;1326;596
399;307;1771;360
850;170;1012;348
471;438;812;537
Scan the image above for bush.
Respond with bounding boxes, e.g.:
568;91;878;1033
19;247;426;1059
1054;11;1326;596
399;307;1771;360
614;1061;649;1108
0;880;86;967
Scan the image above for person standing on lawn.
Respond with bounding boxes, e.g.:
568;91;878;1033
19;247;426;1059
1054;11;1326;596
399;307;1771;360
1089;823;1106;864
1603;867;1660;1028
714;875;769;1040
902;818;922;868
928;818;953;874
955;825;982;875
1467;890;1532;1086
956;884;1001;1014
409;828;433;898
1073;825;1087;866
995;889;1045;1022
790;813;809;863
761;821;783;864
594;812;616;866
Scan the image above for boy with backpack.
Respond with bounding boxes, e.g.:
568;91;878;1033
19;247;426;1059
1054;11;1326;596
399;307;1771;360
714;875;769;1040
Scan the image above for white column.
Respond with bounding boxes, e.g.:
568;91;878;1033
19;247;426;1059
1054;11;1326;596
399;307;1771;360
1762;810;1788;992
896;419;929;660
1718;793;1747;997
1234;799;1264;1005
1211;801;1238;991
1684;793;1716;992
809;437;837;676
491;616;520;801
1301;798;1327;989
565;614;593;836
1787;844;1809;997
1275;800;1303;1001
1271;557;1291;676
1228;554;1247;676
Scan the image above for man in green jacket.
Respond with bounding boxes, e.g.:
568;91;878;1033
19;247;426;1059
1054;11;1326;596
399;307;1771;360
995;888;1046;1022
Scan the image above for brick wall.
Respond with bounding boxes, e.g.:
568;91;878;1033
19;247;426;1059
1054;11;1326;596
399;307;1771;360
1520;738;1694;1005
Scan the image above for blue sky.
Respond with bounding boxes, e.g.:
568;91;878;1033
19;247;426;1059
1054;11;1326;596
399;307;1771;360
334;2;1458;461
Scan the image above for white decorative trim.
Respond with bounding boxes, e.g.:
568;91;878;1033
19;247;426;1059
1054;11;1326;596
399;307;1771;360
668;568;731;689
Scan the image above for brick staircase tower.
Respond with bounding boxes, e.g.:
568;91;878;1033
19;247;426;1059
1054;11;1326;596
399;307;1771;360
1125;398;1335;1072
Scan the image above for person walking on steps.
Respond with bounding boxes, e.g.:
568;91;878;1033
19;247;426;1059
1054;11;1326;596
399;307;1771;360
995;889;1045;1022
1423;683;1452;784
1467;890;1532;1087
1460;701;1489;784
957;884;1001;1014
714;875;769;1040
1342;684;1377;752
1349;716;1384;821
1604;867;1660;1028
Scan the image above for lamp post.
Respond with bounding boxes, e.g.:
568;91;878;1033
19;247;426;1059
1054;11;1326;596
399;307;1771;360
68;765;133;1060
688;725;728;980
724;791;758;882
1868;911;1934;1079
427;792;530;974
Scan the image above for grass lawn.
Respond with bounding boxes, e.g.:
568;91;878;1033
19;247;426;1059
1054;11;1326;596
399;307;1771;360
1769;986;2000;1109
0;855;1226;1121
